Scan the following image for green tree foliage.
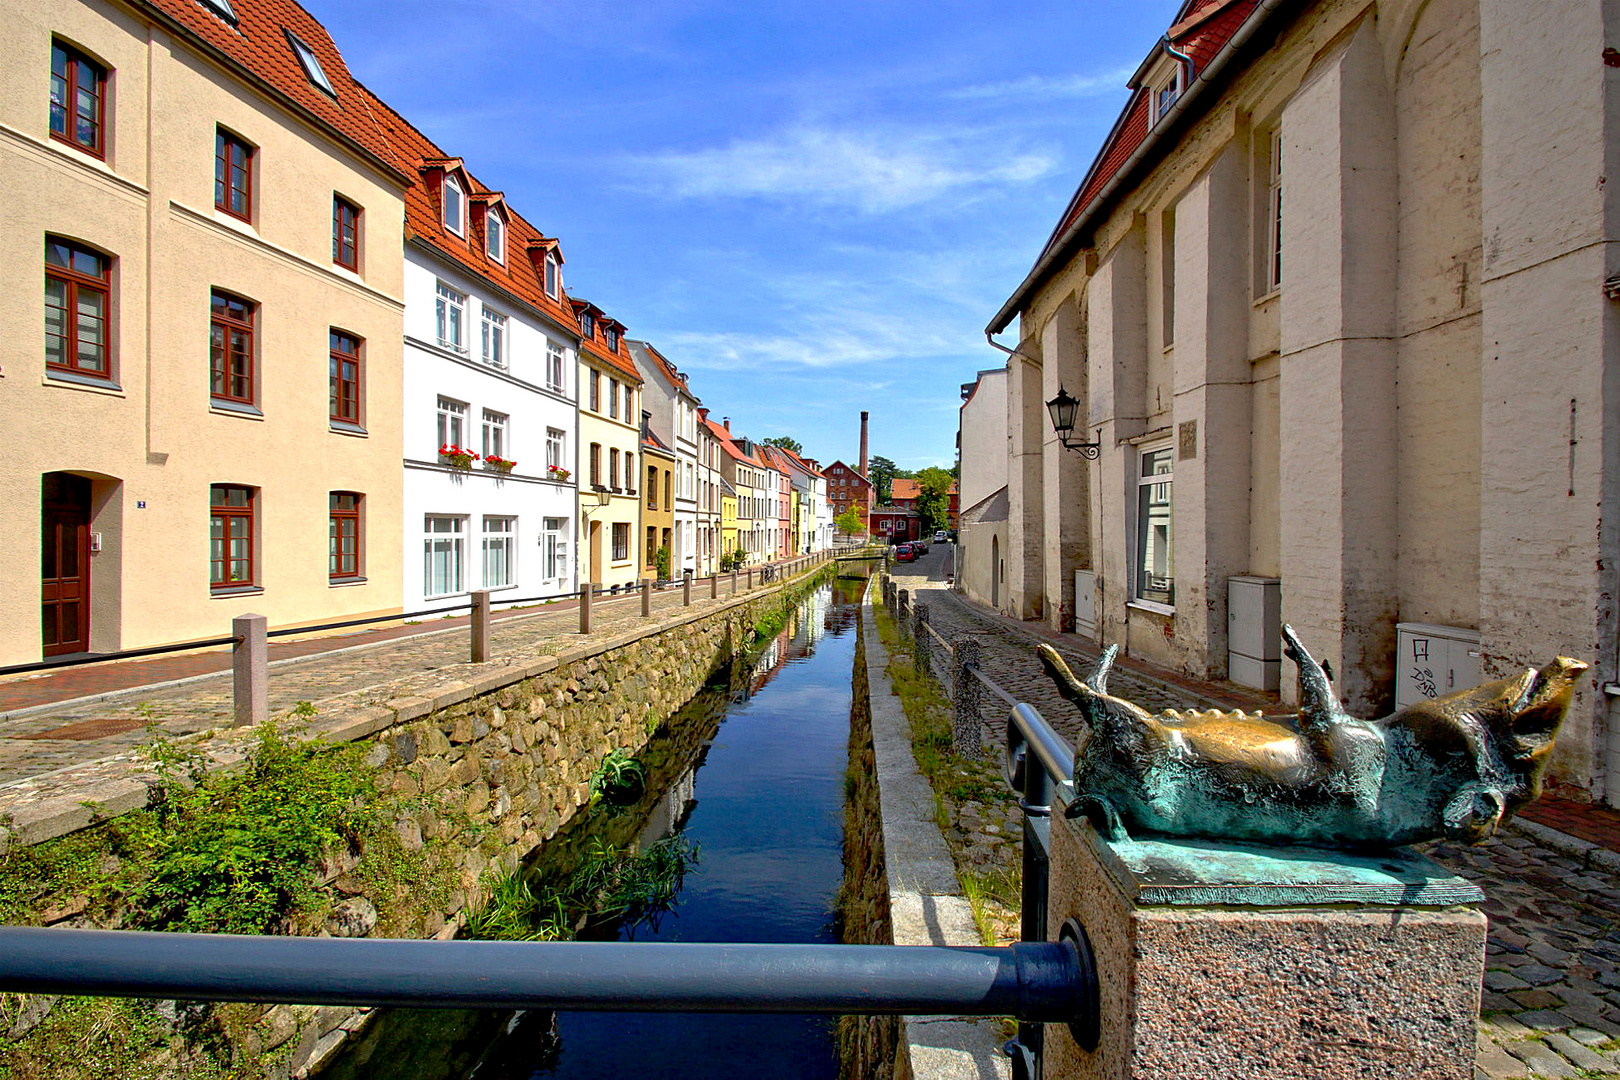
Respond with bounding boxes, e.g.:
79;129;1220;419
762;436;803;455
914;466;954;533
834;507;866;538
654;545;671;581
868;455;899;503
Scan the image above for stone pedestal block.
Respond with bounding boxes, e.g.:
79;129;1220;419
1046;812;1485;1080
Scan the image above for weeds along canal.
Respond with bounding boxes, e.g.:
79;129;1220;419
318;572;869;1080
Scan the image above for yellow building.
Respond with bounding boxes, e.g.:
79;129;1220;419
573;301;642;590
720;481;739;564
1;0;408;665
642;434;675;580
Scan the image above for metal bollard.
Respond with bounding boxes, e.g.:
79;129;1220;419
232;613;267;728
579;583;593;634
642;578;652;617
471;590;491;663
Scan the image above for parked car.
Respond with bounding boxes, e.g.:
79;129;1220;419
934;530;949;543
894;543;918;562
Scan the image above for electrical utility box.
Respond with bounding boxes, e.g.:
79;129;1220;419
1227;576;1281;691
1395;623;1482;709
1074;570;1097;639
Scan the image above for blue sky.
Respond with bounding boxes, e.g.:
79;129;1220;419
305;0;1181;472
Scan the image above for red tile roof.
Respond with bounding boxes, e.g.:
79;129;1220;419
1038;0;1259;261
143;0;411;185
704;417;763;468
890;477;958;501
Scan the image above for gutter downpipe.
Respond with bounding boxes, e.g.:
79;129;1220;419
986;0;1293;339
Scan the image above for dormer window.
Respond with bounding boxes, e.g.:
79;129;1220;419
486;212;504;262
544;253;560;298
443;175;465;236
286;31;334;96
605;327;620;352
579;311;594;339
1146;51;1187;126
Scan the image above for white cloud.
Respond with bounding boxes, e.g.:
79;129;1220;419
948;66;1135;102
623;124;1054;213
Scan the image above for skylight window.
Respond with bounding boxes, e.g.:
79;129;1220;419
197;0;238;23
285;31;334;96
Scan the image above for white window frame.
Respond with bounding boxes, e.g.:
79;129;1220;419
436;396;467;451
1265;128;1283;294
481;306;507;369
486;211;505;263
482;515;516;589
546;427;566;471
286;31;334;95
544;253;560;299
542;516;569;580
546;341;565;393
1132;443;1175;613
443;174;465;236
424;515;465;598
482;408;508;460
436;282;466;353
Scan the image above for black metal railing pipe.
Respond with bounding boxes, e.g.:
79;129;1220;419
0;928;1095;1026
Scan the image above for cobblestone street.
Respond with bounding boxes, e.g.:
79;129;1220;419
888;545;1620;1080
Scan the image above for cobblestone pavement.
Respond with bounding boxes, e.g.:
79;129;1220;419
888;546;1620;1079
0;571;793;790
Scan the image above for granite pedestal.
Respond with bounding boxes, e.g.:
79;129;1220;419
1045;809;1486;1080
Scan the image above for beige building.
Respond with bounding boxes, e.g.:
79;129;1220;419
1;0;407;666
574;301;643;591
985;0;1620;804
956;368;1008;611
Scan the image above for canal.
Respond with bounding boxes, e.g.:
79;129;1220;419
320;572;867;1079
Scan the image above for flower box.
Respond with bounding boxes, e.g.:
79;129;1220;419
547;467;571;482
439;444;478;470
483;455;516;474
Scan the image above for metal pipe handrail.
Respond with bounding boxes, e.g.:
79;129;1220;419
0;928;1094;1027
0;635;243;677
1010;703;1076;788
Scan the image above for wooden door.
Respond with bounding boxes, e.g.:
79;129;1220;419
42;474;91;656
589;521;604;586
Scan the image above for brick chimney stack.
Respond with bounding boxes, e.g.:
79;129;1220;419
723;417;731;432
858;411;869;478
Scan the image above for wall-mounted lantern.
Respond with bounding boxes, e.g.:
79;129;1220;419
1045;386;1101;459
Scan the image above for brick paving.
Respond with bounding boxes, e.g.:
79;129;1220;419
890;545;1620;1079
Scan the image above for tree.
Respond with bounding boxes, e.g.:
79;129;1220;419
868;455;898;504
914;466;954;534
763;436;802;455
834;507;865;539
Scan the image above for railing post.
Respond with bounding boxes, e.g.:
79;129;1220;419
897;589;910;633
471;590;491;662
731;571;738;595
711;573;719;600
912;601;930;677
579;583;593;634
683;572;692;607
952;637;984;759
746;568;753;590
232;613;267;728
1016;713;1053;1073
641;578;653;617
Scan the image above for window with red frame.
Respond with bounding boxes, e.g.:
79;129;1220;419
210;290;255;405
45;237;111;379
329;329;361;424
210;485;255;590
215;127;253;221
329;491;361;581
50;41;105;157
333;196;360;270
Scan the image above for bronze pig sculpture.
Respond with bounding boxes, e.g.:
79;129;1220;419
1040;627;1586;848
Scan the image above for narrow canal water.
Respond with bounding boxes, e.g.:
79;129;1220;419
320;572;867;1080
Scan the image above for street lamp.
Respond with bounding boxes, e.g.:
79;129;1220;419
1045;386;1101;459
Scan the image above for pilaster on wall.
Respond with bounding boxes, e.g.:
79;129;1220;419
1008;337;1047;621
1277;19;1398;713
1479;0;1614;801
1042;297;1090;632
1170;144;1252;678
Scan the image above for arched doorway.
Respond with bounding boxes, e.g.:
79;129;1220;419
990;535;1000;608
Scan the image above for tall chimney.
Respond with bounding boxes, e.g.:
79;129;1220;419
723;417;731;432
859;411;869;478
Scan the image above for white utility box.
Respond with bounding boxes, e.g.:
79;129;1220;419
1228;576;1282;691
1395;623;1482;709
1074;569;1097;639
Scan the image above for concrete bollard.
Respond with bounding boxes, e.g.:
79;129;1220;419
897;588;910;629
746;569;753;591
912;602;930;676
730;571;738;595
711;574;718;600
642;578;652;617
471;590;491;663
952;636;984;759
683;573;692;606
579;583;593;634
232;613;267;728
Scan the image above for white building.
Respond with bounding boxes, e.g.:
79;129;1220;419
628;341;701;576
373;108;579;613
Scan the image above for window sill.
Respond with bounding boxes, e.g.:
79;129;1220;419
1127;599;1175;617
211;398;264;419
211;585;264;598
1253;288;1280;308
329;420;368;437
329;576;368;588
44;370;124;395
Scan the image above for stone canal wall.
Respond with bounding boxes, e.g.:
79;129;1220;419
0;567;830;1079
